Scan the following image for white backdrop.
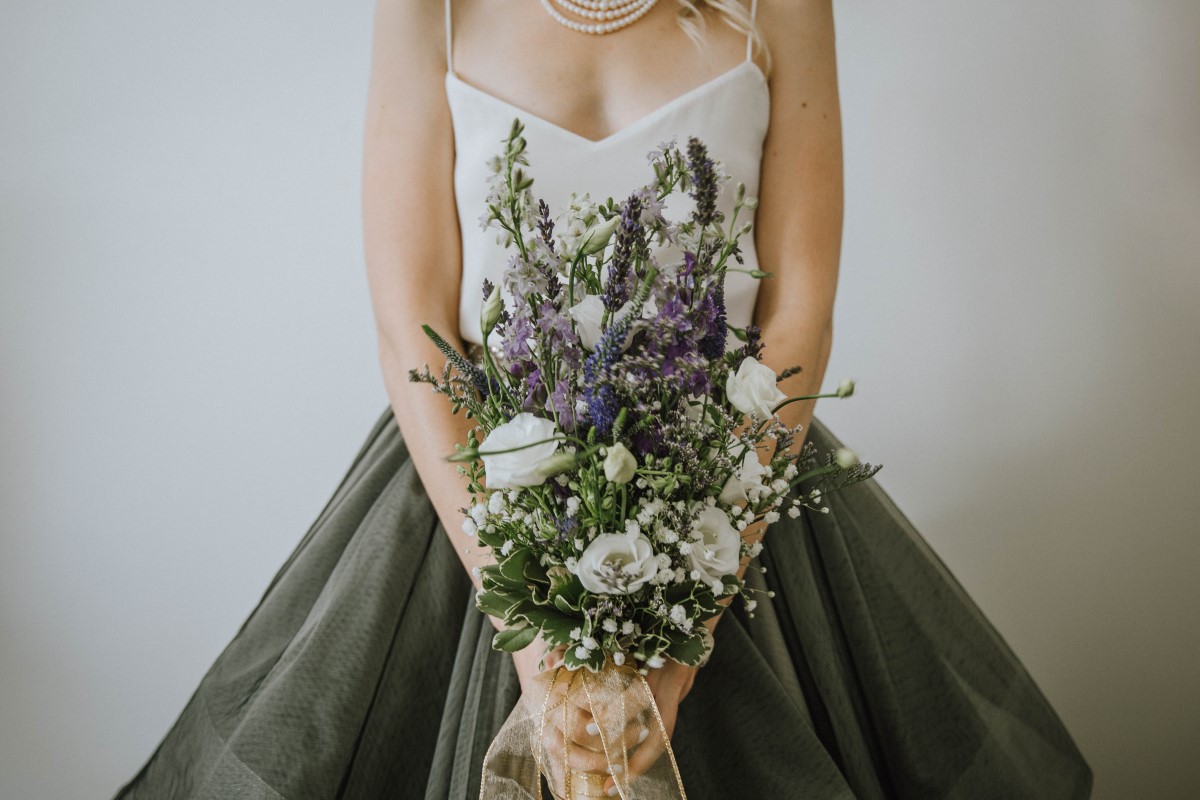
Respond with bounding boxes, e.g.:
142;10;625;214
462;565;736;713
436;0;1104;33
2;1;1197;798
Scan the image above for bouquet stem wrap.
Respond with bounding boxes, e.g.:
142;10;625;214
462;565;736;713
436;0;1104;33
480;661;688;800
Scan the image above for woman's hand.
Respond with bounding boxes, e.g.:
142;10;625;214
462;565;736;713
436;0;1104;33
511;634;567;697
599;660;697;795
527;655;699;797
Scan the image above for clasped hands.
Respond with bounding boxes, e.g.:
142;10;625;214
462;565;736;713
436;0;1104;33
512;637;697;797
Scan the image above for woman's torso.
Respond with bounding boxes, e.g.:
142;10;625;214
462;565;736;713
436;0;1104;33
444;0;771;346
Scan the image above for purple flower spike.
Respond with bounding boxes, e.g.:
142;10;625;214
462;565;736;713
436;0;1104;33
686;137;719;228
698;281;727;360
603;192;651;313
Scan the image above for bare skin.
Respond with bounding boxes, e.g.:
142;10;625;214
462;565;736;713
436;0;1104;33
362;0;842;791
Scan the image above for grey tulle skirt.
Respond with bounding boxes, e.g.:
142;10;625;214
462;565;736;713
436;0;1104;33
112;406;1093;799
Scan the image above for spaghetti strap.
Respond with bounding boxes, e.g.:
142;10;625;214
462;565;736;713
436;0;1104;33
746;0;757;62
445;0;454;75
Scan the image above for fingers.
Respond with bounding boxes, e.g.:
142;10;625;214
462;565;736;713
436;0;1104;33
536;677;656;787
602;687;679;796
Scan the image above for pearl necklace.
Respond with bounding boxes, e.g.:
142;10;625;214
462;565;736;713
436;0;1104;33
540;0;658;35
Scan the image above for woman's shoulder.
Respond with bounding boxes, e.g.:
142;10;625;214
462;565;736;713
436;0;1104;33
369;0;450;75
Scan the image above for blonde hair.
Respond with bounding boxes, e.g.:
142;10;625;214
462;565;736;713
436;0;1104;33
675;0;772;75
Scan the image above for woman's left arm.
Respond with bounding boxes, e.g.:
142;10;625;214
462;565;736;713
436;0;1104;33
611;0;844;787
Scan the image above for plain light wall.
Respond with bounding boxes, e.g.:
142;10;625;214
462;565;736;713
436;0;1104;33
2;1;1197;798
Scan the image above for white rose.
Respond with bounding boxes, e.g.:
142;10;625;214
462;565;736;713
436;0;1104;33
687;505;741;587
725;357;787;419
479;413;560;489
603;442;638;483
573;532;658;595
719;445;771;505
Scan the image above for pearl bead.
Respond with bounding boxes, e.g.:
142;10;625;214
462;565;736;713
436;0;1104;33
541;0;657;35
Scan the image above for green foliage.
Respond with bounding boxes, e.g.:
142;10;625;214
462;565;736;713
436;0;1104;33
493;624;538;652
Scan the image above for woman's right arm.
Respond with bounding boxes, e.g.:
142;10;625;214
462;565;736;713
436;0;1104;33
361;0;492;590
360;0;560;689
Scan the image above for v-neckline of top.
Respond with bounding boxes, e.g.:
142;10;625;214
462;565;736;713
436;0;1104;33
444;60;768;149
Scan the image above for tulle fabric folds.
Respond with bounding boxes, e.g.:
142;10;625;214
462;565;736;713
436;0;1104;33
112;406;1092;799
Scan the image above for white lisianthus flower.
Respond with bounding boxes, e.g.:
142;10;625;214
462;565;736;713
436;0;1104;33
837;378;856;398
479;413;560;489
577;214;620;256
835;447;859;468
568;294;636;351
480;283;503;339
566;294;607;351
719;444;771;505
602;442;637;483
573;532;658;594
687;505;742;588
725;357;788;419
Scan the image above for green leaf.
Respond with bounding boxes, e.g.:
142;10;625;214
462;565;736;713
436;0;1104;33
493;625;538;652
563;645;605;672
499;548;534;583
479;564;524;592
476;589;518;620
664;632;708;666
523;556;549;585
554;593;581;615
475;526;505;549
547;565;573;598
662;584;720;616
539;612;583;646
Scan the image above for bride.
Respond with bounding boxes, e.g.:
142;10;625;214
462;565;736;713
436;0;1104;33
113;1;1092;797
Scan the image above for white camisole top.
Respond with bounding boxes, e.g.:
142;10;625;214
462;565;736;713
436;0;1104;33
445;0;770;347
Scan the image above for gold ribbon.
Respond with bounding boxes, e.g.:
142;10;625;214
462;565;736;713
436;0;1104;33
479;660;688;800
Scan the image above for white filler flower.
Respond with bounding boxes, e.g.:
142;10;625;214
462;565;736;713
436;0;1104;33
687;506;742;588
725;357;788;419
574;532;658;595
479;413;560;489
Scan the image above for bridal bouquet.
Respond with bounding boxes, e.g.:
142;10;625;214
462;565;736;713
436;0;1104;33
411;118;879;799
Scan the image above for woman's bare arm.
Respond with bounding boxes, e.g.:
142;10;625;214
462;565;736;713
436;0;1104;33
755;0;843;439
361;0;494;595
709;0;845;630
621;5;844;787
